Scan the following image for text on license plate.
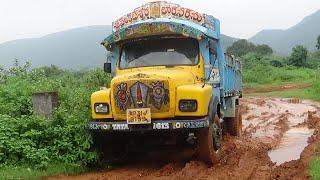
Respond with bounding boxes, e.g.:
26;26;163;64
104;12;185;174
126;108;151;124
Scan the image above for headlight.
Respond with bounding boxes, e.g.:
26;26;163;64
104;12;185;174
179;100;197;112
94;103;109;114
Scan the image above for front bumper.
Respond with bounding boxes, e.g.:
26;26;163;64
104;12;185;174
89;116;209;132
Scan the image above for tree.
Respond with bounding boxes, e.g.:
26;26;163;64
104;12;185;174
288;45;308;67
37;65;64;77
255;44;273;55
226;39;255;57
270;60;283;67
316;35;320;50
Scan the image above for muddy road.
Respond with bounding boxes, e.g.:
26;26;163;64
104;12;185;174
50;97;320;180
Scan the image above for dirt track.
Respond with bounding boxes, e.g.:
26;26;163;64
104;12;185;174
49;97;320;180
243;84;312;94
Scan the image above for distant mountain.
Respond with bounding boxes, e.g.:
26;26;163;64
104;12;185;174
221;34;238;51
0;25;237;69
0;25;112;69
2;9;320;69
250;10;320;55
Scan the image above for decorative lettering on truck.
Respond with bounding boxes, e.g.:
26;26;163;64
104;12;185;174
112;1;205;32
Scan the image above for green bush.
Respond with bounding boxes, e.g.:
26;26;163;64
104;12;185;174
242;53;318;85
313;80;320;95
0;64;109;169
310;156;320;180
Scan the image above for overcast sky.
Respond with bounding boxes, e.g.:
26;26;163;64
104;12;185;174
0;0;319;43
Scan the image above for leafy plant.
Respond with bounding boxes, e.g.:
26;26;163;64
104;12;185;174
288;45;308;67
0;64;109;170
316;35;320;50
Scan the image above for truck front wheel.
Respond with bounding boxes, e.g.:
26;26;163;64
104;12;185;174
195;114;222;165
94;135;129;165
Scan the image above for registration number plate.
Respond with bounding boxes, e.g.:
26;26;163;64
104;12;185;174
126;108;151;124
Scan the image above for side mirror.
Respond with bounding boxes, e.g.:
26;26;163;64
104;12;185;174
104;62;111;73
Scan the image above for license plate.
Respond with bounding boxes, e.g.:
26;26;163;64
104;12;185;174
126;108;151;124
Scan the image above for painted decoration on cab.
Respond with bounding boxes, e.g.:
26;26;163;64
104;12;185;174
112;1;205;32
112;5;150;32
115;83;131;111
160;3;203;24
115;81;169;111
130;82;149;108
128;73;150;79
150;81;169;109
104;22;203;47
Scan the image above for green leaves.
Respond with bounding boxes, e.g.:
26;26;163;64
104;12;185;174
226;39;273;57
0;64;102;169
289;45;308;67
242;53;318;85
316;35;320;50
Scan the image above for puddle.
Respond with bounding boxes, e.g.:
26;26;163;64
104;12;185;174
268;127;314;165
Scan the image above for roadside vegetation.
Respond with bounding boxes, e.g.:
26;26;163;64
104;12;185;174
0;63;110;179
242;52;320;101
310;156;320;179
227;36;320;101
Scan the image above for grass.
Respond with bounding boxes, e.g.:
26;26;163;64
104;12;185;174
246;86;320;101
244;66;318;87
0;163;86;180
244;66;320;101
310;156;320;180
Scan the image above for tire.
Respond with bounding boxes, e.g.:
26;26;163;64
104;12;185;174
195;114;222;165
225;105;242;137
93;134;128;165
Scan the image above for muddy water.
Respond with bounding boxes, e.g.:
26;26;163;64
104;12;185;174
265;99;317;165
268;127;314;165
242;98;318;165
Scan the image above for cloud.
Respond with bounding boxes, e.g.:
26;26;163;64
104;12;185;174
0;0;319;43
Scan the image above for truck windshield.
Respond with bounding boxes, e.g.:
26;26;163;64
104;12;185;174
120;38;199;69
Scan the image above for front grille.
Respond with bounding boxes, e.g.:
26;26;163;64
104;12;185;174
113;80;170;114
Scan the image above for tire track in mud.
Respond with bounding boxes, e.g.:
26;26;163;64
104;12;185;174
49;97;320;180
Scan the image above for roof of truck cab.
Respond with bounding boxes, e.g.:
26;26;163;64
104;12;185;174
101;1;221;49
102;17;220;49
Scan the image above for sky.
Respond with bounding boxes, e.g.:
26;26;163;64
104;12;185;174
0;0;319;43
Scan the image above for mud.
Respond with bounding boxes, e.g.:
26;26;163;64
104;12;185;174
48;97;320;180
268;127;314;165
244;84;312;94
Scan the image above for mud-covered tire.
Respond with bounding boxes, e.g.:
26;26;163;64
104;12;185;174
226;105;242;137
93;134;128;165
196;114;221;165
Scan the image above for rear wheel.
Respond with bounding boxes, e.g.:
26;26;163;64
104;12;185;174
196;114;222;165
225;105;242;137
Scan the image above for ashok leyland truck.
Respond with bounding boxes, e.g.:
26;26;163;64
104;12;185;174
89;1;242;164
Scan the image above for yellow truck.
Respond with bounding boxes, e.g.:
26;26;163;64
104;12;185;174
89;1;243;164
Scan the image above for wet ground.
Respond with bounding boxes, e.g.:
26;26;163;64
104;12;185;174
268;127;313;165
49;97;320;180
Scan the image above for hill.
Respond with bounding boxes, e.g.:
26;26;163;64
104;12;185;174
250;10;320;55
0;25;111;69
0;26;237;69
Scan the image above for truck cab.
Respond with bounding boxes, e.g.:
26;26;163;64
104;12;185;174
89;1;242;164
